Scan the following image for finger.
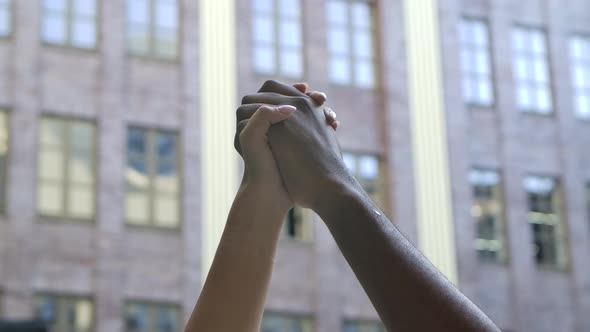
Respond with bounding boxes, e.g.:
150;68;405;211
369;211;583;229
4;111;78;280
306;91;327;105
332;121;340;131
241;92;288;105
237;103;266;124
240;105;297;153
234;119;249;155
258;79;306;97
324;107;337;123
292;82;308;94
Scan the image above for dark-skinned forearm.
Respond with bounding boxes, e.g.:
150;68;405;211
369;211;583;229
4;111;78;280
314;180;500;332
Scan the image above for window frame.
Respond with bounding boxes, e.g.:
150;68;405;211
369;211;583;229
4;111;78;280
326;0;378;89
261;311;315;332
511;25;554;115
459;16;496;108
342;152;383;208
524;175;569;270
342;319;386;332
0;0;13;39
569;33;590;120
0;109;9;215
34;292;95;332
469;168;508;264
125;126;182;230
40;0;100;51
251;0;305;79
126;0;182;61
282;207;314;242
36;114;97;223
124;299;182;332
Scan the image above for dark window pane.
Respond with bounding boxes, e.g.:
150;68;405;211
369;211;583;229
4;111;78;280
128;129;147;156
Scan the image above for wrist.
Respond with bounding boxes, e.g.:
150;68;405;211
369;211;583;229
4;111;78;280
238;178;292;214
310;175;364;219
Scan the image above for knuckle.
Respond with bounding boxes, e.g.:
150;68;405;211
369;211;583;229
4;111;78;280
292;96;312;108
261;79;279;91
241;94;256;104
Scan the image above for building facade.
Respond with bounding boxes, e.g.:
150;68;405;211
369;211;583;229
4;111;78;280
0;1;589;332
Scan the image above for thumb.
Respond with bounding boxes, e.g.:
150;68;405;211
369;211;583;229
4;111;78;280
239;105;296;146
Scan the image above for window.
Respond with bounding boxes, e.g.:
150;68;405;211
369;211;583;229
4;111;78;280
459;18;494;106
127;0;179;59
38;117;96;220
0;111;7;213
125;301;180;332
34;294;93;332
569;36;590;119
283;208;313;241
252;0;303;78
0;0;11;37
326;0;376;88
126;128;180;228
343;153;382;205
524;176;567;268
261;312;314;332
343;320;385;332
41;0;97;49
470;169;506;262
512;27;552;113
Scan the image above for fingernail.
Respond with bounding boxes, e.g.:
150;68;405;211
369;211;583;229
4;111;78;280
329;110;337;119
318;92;328;101
278;105;297;114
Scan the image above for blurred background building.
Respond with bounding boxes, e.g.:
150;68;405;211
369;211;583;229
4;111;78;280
0;0;589;332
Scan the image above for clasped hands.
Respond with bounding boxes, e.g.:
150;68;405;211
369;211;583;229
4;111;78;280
234;80;354;215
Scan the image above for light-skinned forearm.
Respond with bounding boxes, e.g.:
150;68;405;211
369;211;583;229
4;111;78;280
184;183;289;332
314;179;500;332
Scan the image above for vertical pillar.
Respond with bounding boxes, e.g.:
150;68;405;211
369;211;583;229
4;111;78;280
403;0;458;284
199;0;239;280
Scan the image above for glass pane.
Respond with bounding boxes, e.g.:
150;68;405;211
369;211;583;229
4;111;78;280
460;49;473;73
125;303;148;332
280;20;301;48
576;95;590;117
261;315;282;332
359;155;379;180
514;56;529;80
253;0;273;13
44;0;66;12
155;27;178;58
128;0;149;24
351;2;371;28
326;0;348;25
126;191;149;224
72;19;96;49
512;29;527;52
253;16;275;44
156;162;178;194
472;21;487;46
40;149;64;180
531;32;546;54
475;51;490;75
533;59;548;83
573;65;588;88
477;79;493;105
68;186;94;218
71;299;93;331
35;296;57;325
280;50;303;78
536;87;552;112
279;0;300;17
157;133;177;161
459;21;471;44
155;305;179;332
0;7;10;36
355;60;375;88
128;24;150;54
155;195;179;227
253;45;276;74
73;0;95;17
70;148;94;184
42;119;65;146
353;31;373;58
463;77;475;102
156;0;177;29
39;182;64;215
127;157;149;189
329;55;351;84
70;122;94;149
42;14;67;44
328;27;349;54
517;85;532;109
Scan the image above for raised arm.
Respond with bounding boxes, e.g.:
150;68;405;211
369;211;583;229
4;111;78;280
239;80;500;332
185;83;335;332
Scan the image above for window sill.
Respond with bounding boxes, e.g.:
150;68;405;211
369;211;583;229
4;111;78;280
41;42;99;55
129;53;180;64
37;215;95;224
519;109;554;117
125;222;182;233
